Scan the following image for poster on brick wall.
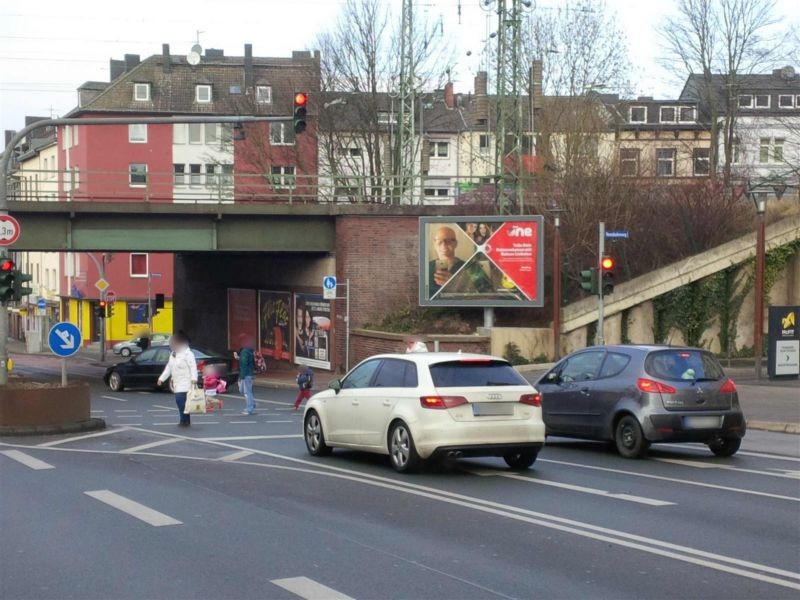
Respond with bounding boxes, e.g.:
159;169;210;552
227;288;257;350
259;291;291;362
294;292;332;370
419;216;544;307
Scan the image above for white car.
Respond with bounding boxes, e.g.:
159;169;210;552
303;353;546;473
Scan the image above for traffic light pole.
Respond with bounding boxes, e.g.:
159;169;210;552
597;221;605;346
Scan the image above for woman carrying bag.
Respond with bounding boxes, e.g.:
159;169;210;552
157;332;199;427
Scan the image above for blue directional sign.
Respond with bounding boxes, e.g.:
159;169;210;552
323;275;337;290
48;322;82;358
605;230;630;240
37;298;46;310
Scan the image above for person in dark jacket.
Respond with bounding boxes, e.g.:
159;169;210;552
238;334;257;415
293;366;314;410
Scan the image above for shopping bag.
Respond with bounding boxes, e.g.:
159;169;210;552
184;387;207;414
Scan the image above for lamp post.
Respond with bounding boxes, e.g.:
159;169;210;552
551;211;564;360
752;195;767;379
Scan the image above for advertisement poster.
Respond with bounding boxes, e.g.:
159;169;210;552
419;216;544;307
227;288;257;351
259;291;291;362
294;293;332;370
127;302;149;335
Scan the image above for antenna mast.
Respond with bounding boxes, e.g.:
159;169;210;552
396;0;417;204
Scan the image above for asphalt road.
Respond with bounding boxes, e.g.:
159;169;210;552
2;364;799;599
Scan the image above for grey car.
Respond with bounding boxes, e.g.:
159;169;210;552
112;333;170;357
537;345;746;458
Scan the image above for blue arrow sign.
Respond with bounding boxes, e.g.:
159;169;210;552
605;230;630;239
323;276;337;290
48;322;82;358
37;298;46;310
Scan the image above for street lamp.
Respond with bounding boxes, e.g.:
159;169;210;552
747;180;767;379
547;201;566;360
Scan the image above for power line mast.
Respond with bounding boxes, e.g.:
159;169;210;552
395;0;417;204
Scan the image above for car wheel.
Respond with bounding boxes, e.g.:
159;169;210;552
120;348;131;357
304;411;332;456
615;415;648;459
389;422;422;473
708;436;741;457
108;372;124;392
504;449;538;469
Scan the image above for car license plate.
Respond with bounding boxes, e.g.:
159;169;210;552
683;416;722;429
472;403;514;417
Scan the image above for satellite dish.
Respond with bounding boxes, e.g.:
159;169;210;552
187;51;201;66
191;44;203;54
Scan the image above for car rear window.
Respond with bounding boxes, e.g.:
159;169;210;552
429;360;528;387
645;350;724;381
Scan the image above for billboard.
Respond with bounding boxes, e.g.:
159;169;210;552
228;288;257;350
259;291;291;361
293;293;332;370
419;215;545;307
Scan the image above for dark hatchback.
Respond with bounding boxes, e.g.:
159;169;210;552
104;346;238;392
537;345;746;458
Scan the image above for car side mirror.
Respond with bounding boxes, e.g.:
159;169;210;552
328;379;341;393
544;371;560;385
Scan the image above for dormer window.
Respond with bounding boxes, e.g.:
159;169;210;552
755;94;770;108
629;106;647;123
659;106;676;123
134;83;151;102
256;85;272;104
195;84;212;103
679;106;695;122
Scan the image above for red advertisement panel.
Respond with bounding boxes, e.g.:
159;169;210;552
227;288;257;350
484;220;539;301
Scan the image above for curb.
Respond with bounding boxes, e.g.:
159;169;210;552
0;417;106;437
746;420;800;435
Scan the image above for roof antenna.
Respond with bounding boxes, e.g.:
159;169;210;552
458;0;462;24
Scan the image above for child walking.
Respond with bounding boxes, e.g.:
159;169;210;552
294;366;314;411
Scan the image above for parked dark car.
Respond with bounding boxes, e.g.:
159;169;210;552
104;346;238;392
537;345;746;458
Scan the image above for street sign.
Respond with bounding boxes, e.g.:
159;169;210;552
94;278;110;293
48;321;82;358
106;291;116;304
37;298;46;310
0;215;21;246
605;230;630;239
323;275;337;300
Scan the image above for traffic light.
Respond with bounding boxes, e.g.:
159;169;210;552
600;256;615;295
106;303;114;318
12;270;33;302
95;300;107;318
293;92;308;134
579;267;598;295
0;259;14;302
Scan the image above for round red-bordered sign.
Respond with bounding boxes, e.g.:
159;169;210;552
0;215;21;246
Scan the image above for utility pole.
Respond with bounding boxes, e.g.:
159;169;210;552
553;215;562;359
396;0;417;205
597;221;605;346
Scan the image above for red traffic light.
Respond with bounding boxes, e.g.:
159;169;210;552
0;259;14;272
294;92;308;106
600;256;615;271
99;300;107;307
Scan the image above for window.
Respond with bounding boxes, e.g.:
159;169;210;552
759;137;770;163
173;164;185;185
629;106;647;123
42;158;48;178
220;124;233;145
189;164;202;186
429;141;449;158
373;359;419;388
173;124;186;144
134;83;150;102
377;112;395;124
63;125;72;149
205;164;217;185
645;350;724;382
693;148;710;176
559;351;605;383
205;123;218;144
656;148;676;177
429;360;527;387
337;147;362;157
128;123;147;143
129;163;147;186
738;94;753;109
130;253;148;277
732;139;741;164
270;166;295;189
778;95;794;108
270;122;295;146
774;138;785;163
619;148;640;177
424;188;449;199
679;106;695;122
229;85;242;95
479;134;490;153
220;164;234;187
522;133;535;155
195;84;212;103
599;353;631;379
659;106;676;123
256;85;272;104
755;94;770;108
188;123;202;144
342;359;381;389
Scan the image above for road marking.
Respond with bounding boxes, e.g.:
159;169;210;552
230;420;258;424
265;420;293;424
90;410;105;414
120;439;180;454
271;577;354;600
1;450;55;470
654;457;800;480
655;443;800;463
152;404;175;411
151;423;180;426
114;409;138;413
219;393;292;407
115;415;144;419
38;427;126;447
84;490;182;527
219;450;254;462
101;395;127;402
147;410;172;413
201;435;303;441
539;458;800;503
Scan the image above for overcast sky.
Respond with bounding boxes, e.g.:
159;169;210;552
1;0;797;134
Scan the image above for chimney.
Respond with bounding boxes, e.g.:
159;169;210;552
292;50;312;60
444;82;454;109
205;48;224;59
124;54;140;71
244;44;253;89
110;59;125;81
531;60;543;110
475;71;488;96
474;71;488;123
162;44;171;73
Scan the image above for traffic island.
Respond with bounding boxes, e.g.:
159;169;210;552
0;382;104;436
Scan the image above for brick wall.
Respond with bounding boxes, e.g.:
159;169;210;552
351;329;490;366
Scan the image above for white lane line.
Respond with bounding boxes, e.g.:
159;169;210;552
101;395;127;402
38;427;127;447
271;577;354;600
115;415;144;419
151;423;180;426
151;422;220;426
654;457;800;480
230;421;258;424
201;435;303;441
219;393;292;407
539;458;800;503
152;404;175;411
114;409;139;413
120;439;181;454
147;410;172;413
219;450;254;462
655;444;800;463
265;420;293;424
84;490;182;527
90;410;105;414
1;450;55;470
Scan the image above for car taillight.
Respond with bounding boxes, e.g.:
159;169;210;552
637;378;676;394
420;396;468;409
720;379;737;393
519;393;541;407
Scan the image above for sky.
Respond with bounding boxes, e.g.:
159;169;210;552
1;0;797;134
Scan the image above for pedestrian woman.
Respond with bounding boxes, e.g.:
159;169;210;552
157;332;198;427
238;334;257;415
